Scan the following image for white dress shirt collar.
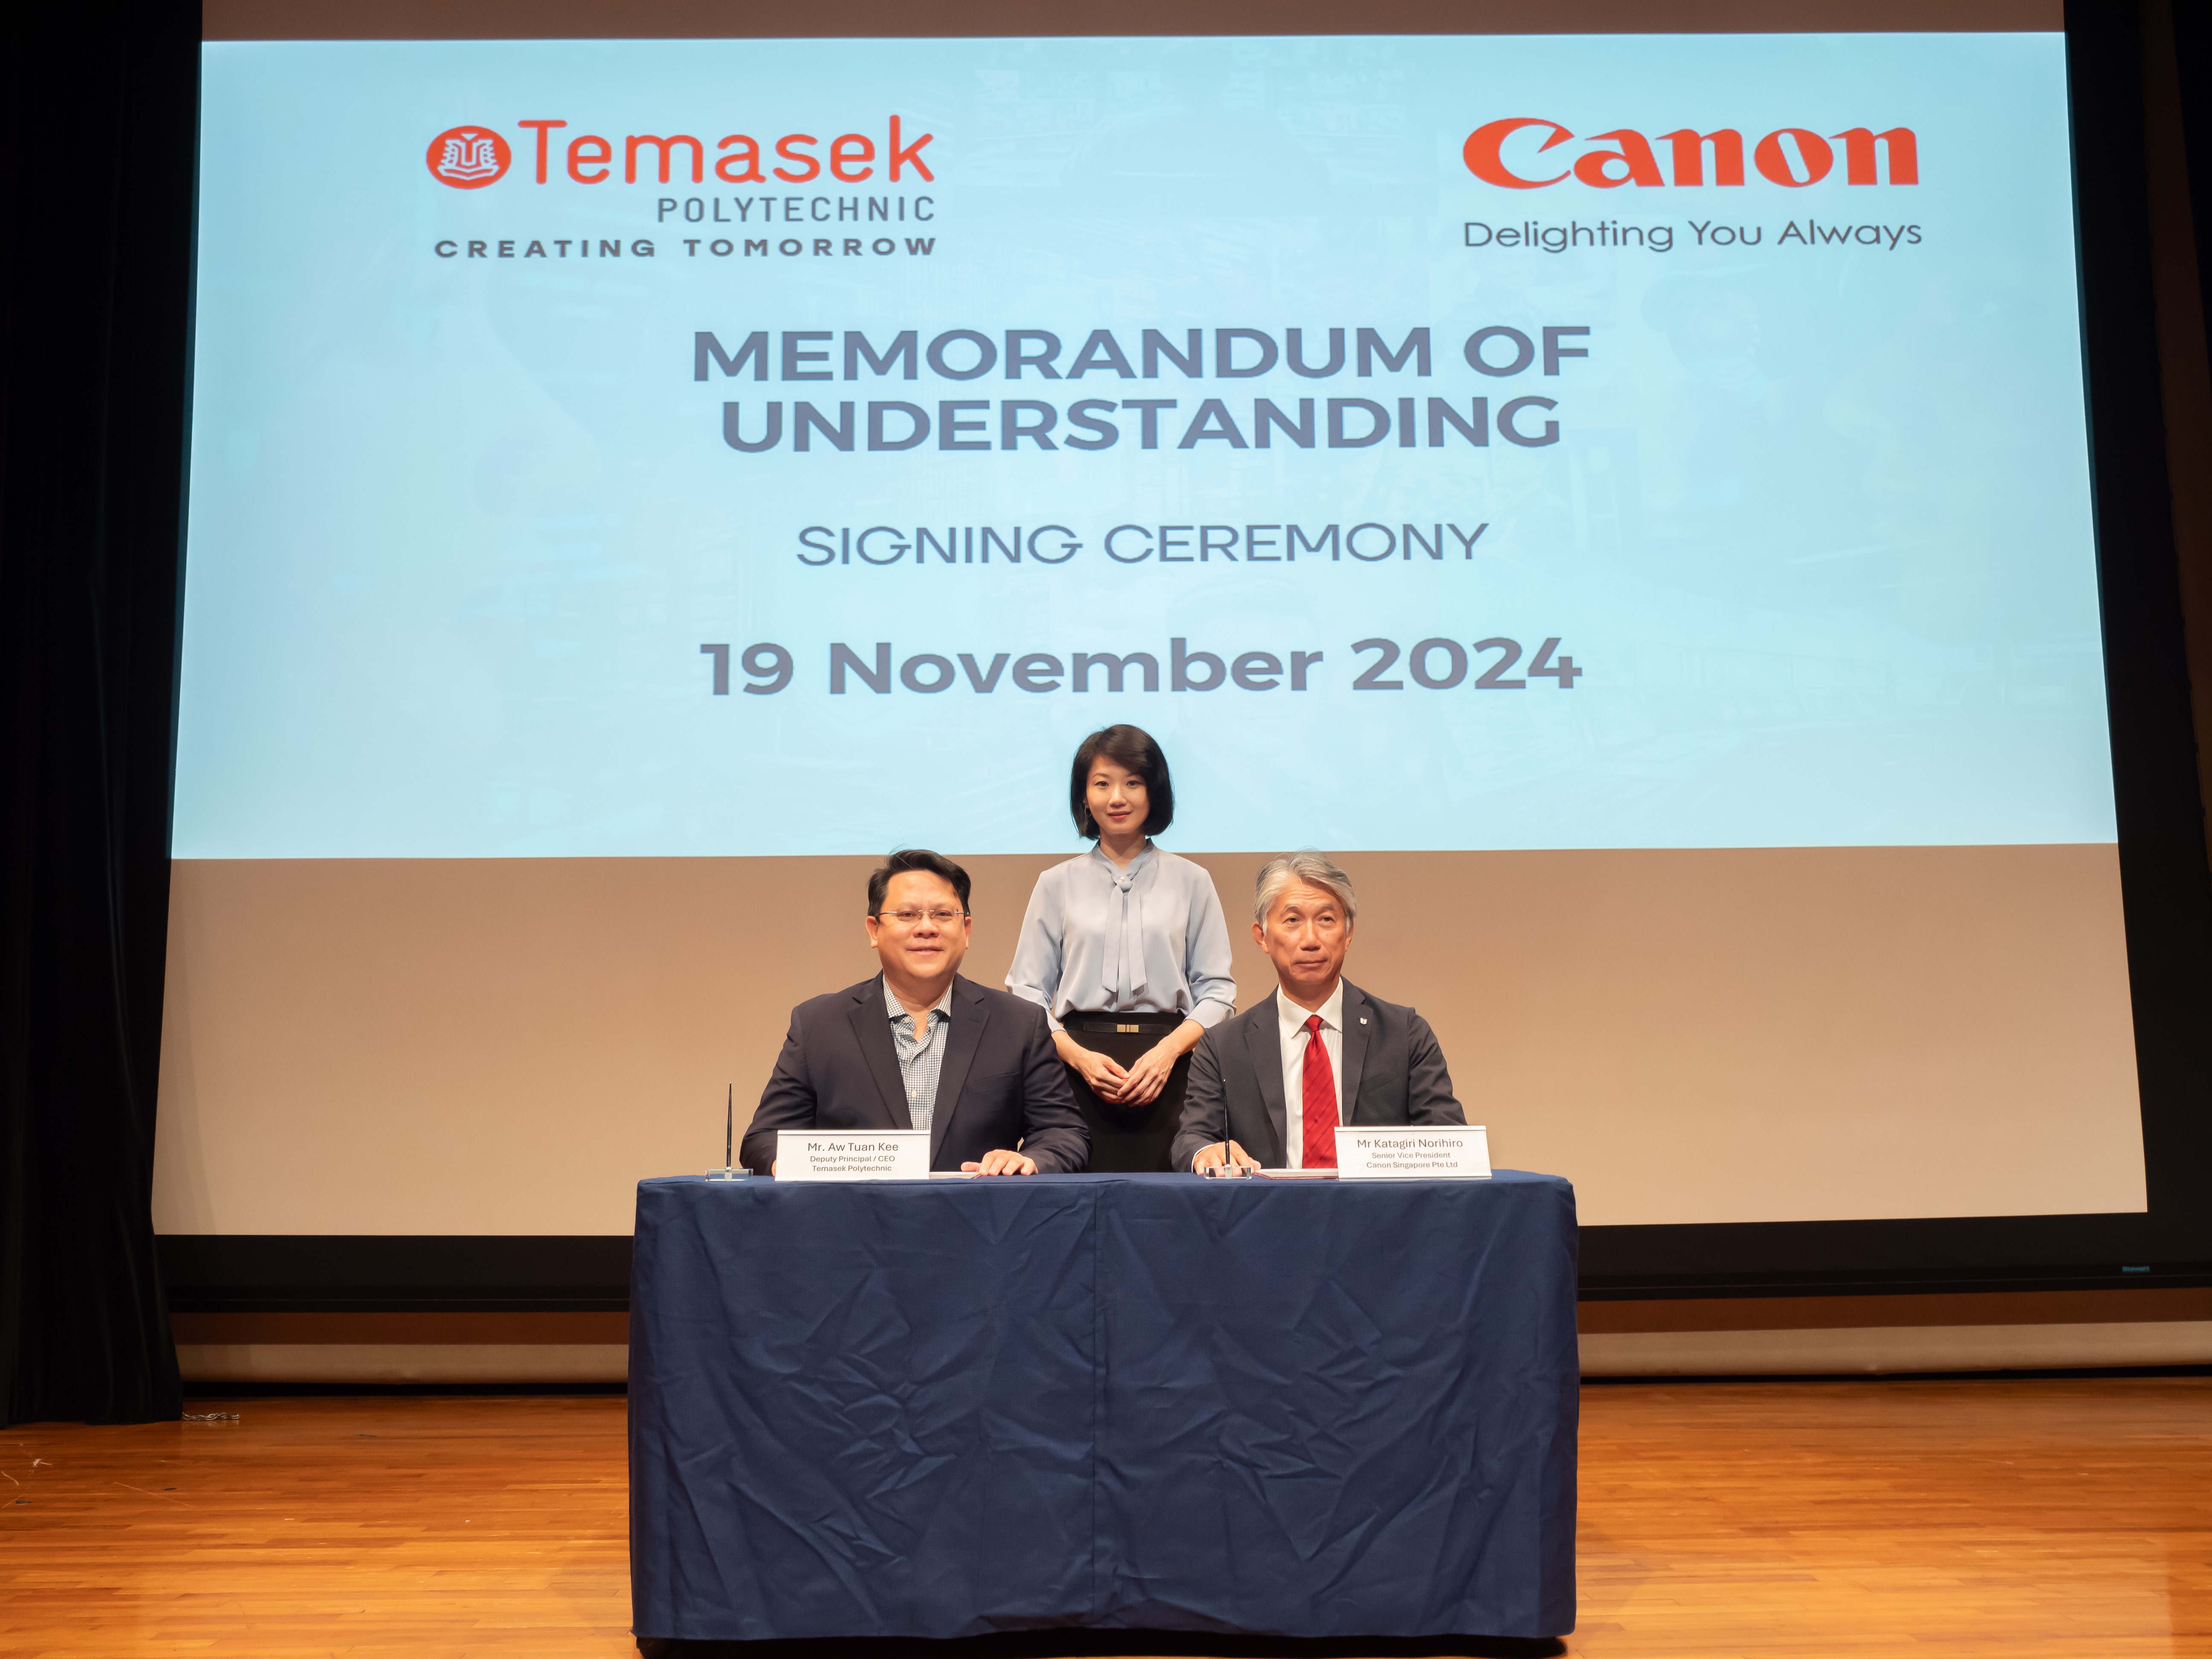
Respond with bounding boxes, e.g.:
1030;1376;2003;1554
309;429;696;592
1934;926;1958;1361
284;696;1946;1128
1276;979;1345;1042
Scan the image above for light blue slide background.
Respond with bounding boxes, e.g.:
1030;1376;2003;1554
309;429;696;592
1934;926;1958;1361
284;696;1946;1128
177;33;2111;857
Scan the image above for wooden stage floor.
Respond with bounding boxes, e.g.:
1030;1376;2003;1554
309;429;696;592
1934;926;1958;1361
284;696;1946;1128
3;1377;2208;1657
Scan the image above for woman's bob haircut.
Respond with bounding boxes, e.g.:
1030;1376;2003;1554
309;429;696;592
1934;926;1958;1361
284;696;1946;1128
1069;725;1175;839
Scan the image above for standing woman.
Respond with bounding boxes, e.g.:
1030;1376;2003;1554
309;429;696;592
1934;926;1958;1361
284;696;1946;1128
1007;726;1237;1170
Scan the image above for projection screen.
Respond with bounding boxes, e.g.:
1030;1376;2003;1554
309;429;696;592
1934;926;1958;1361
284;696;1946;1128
154;20;2153;1241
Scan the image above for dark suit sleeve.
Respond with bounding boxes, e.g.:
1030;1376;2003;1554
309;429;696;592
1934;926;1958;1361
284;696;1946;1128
1170;1027;1231;1172
1406;1011;1468;1126
1014;1002;1090;1172
740;1009;819;1175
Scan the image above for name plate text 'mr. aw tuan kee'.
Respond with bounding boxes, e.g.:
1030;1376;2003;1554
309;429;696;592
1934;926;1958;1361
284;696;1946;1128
775;1130;929;1181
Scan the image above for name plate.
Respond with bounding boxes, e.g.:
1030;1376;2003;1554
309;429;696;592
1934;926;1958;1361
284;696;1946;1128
1336;1125;1491;1181
776;1130;929;1181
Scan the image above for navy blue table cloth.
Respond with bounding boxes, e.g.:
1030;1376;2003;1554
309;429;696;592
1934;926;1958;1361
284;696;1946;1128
629;1171;1577;1643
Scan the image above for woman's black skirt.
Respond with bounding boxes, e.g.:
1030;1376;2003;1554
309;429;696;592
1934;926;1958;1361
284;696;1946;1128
1059;1013;1191;1173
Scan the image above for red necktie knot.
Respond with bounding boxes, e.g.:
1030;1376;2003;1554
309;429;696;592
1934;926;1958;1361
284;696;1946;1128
1301;1013;1337;1169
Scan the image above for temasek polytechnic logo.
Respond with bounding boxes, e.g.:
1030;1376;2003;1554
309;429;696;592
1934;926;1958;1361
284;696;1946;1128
428;125;512;188
417;118;936;186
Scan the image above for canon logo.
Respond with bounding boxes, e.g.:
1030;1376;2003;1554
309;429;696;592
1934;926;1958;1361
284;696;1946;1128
1464;119;1918;189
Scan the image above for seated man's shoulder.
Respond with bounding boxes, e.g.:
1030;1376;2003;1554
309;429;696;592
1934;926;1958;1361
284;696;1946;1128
1345;981;1426;1028
1214;995;1275;1034
788;977;880;1027
1195;995;1274;1057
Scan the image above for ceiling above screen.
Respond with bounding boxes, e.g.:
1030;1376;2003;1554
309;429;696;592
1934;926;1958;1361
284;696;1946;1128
202;0;2063;42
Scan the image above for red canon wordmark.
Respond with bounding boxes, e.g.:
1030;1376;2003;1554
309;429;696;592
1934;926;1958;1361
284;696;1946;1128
1464;119;1918;188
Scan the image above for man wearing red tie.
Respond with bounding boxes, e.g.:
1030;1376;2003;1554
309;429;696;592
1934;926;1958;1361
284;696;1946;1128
1173;851;1467;1172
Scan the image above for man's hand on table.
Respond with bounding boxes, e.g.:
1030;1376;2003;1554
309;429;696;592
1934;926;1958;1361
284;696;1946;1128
963;1149;1039;1176
1190;1139;1260;1172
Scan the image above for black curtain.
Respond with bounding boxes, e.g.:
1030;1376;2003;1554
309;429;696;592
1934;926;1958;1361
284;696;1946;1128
2171;4;2212;420
0;0;197;1426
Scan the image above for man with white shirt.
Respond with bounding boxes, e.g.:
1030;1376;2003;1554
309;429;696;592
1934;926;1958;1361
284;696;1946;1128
1172;851;1466;1172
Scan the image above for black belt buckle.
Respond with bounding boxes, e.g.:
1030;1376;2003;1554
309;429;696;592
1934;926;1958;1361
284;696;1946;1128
1073;1015;1175;1036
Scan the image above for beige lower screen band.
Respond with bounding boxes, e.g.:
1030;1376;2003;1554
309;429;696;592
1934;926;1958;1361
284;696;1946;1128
153;844;2144;1235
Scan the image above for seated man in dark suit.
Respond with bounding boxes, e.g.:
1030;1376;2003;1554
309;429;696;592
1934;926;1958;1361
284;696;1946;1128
742;849;1090;1176
1172;851;1465;1171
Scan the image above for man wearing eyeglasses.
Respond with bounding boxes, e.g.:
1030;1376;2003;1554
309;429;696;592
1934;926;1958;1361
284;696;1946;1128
1172;850;1466;1173
742;849;1091;1176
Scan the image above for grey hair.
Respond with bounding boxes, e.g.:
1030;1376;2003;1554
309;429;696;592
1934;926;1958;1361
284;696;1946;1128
1252;851;1358;927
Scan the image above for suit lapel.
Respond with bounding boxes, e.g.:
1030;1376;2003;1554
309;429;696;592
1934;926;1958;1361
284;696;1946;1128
929;977;990;1162
1247;991;1289;1165
1339;980;1372;1125
847;977;913;1129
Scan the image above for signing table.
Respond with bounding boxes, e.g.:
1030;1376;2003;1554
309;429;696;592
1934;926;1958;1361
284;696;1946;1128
629;1171;1578;1644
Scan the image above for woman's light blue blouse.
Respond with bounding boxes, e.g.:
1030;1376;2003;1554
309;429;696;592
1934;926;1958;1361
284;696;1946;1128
1006;845;1238;1031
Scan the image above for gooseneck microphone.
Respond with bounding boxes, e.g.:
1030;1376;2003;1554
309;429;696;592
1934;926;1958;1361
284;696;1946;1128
709;1083;748;1180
